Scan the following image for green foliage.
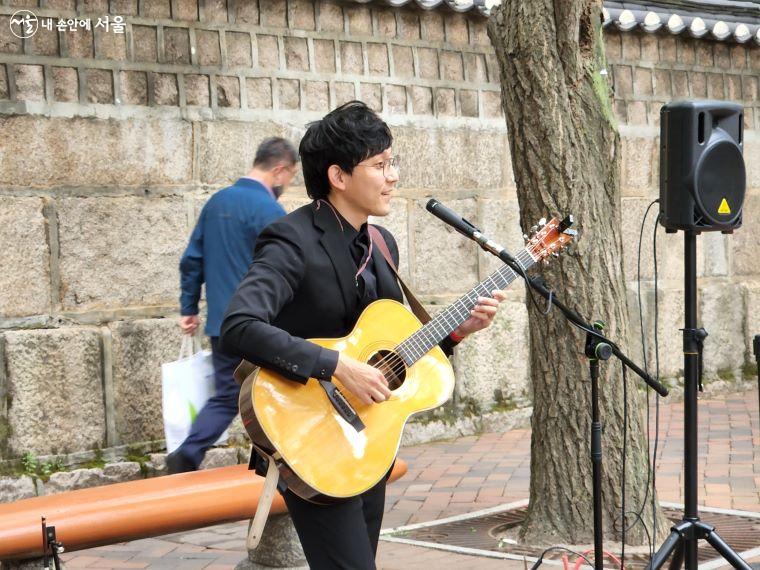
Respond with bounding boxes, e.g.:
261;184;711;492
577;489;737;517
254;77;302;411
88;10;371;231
21;452;66;482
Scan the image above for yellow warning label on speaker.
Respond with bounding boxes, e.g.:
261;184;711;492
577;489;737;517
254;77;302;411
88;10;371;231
718;199;731;214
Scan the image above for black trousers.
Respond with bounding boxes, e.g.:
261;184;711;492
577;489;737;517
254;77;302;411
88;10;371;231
281;477;387;569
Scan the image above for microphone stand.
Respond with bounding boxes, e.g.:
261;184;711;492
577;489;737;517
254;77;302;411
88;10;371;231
467;224;668;570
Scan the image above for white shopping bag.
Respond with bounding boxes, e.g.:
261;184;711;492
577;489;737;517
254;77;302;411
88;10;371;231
161;334;228;453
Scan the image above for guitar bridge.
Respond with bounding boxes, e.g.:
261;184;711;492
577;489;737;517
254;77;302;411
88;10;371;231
318;380;366;432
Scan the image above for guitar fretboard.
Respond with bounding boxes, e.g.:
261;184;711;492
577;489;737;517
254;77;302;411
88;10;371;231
396;248;537;366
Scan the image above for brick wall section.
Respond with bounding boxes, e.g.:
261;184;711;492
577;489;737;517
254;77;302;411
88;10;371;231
0;1;758;459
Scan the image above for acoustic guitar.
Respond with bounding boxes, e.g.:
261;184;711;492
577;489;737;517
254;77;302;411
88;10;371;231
238;216;576;503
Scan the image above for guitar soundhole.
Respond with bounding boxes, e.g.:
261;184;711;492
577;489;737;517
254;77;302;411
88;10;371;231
368;350;407;391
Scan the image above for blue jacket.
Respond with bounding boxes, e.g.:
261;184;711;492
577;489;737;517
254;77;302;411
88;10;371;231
180;178;286;337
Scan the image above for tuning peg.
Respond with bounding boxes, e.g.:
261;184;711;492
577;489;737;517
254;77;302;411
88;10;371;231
538;217;546;227
531;225;538;233
523;233;529;242
542;258;550;265
551;252;559;258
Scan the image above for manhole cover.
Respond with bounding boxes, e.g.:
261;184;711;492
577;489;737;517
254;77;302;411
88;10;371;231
385;503;760;568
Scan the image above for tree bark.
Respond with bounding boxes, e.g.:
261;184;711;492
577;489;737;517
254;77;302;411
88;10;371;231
487;0;668;545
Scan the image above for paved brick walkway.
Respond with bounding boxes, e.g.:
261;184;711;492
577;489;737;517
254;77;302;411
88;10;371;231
59;388;759;569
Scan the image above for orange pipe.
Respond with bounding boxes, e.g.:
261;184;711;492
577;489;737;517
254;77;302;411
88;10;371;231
0;460;407;560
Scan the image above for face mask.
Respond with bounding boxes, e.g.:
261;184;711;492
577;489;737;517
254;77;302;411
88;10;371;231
272;185;284;199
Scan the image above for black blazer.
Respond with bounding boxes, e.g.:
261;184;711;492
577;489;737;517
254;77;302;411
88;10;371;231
220;201;407;384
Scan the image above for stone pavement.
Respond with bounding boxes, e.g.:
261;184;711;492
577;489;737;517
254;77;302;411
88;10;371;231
59;388;759;569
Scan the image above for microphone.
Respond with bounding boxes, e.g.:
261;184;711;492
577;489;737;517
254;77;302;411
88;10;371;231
425;199;479;238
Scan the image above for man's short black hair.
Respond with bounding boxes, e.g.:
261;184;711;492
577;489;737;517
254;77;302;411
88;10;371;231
253;137;298;170
299;101;393;200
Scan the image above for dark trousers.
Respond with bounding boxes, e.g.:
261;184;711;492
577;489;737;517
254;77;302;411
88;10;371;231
282;477;387;569
176;336;240;469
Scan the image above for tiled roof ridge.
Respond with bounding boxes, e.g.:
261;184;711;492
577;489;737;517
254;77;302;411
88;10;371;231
350;0;760;44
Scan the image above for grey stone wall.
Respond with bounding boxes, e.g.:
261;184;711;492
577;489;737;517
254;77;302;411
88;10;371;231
0;0;757;461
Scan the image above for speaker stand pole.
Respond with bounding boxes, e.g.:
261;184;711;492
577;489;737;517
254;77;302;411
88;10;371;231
646;231;751;570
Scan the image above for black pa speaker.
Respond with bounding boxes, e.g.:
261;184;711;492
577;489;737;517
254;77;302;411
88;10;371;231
659;100;745;233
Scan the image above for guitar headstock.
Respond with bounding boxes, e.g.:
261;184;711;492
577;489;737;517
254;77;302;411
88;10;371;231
524;215;577;263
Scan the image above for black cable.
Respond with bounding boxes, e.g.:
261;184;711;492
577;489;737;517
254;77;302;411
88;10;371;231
621;361;628;567
529;546;595;570
650;212;663;563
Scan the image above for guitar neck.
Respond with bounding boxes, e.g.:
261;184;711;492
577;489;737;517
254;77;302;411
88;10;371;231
396;248;537;366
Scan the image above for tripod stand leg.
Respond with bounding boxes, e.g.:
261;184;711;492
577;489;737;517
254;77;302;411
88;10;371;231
702;527;752;570
646;529;683;570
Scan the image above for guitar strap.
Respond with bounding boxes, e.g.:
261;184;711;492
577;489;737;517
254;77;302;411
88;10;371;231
367;225;431;325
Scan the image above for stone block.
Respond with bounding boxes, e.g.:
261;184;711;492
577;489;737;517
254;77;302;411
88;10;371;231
3;328;105;457
435;88;455;117
66;29;94;58
203;0;228;23
453;300;530;411
196;29;221;66
132;25;158;63
345;5;371;36
640;34;658;63
420;10;444;42
96;28;126;61
676;38;696;65
411;85;432;115
620;136;655;195
120;70;148;105
369;198;409;280
0;477;36;503
340;41;363;75
284;36;309;71
314;39;335;73
110;318;180;443
653;69;671;96
102;461;142;482
0;65;8;100
246;77;272;109
744;281;760;359
411;198;478;295
726;74;742;101
86;69;114;104
198;121;289;185
690;72;707;98
333;82;355;106
707;73;725;99
393;126;506;190
742;76;758;102
482;91;501;118
460;89;478;117
0;16;23;54
418;48;439;80
613;65;633;97
397;10;420;40
199;447;239;470
0;198;49;318
216;75;239;107
696;41;713;67
700;283;745;374
359;82;381;112
47;80;75;120
290;0;315;30
633;67;653;96
470;20;489;47
176;0;199;20
259;0;288;28
440;51;463;81
164;28;190;65
604;31;622;60
278;78;300;110
637;286;685;378
731;193;759;276
385;84;406;114
153;73;178;105
256;35;279;70
659;36;676;63
478;198;523;278
57;196;185;311
317;1;343;32
30;26;59;57
621;33;640;60
367;43;388;76
0;116;193;186
627;101;647;125
13;65;44;102
232;0;256;23
375;8;396;37
185;74;210;106
45;469;105;494
304;80;328;112
47;0;77;7
226;32;252;68
392;45;413;78
445;14;469;46
111;0;138;14
486;54;500;83
464;53;487;83
700;231;729;277
141;0;171;18
242;513;306;568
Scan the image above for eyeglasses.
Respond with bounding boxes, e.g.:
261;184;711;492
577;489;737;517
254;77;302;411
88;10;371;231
354;155;401;178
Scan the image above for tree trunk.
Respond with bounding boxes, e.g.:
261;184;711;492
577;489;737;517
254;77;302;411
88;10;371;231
487;0;668;545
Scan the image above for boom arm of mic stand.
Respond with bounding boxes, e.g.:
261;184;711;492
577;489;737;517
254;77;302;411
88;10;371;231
496;251;669;398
